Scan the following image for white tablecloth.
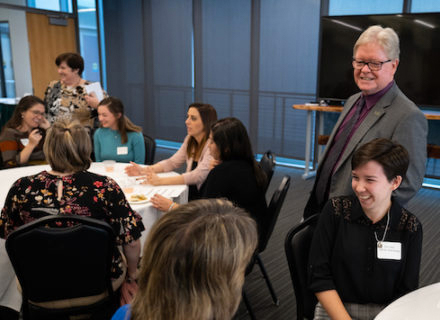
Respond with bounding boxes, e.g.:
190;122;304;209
375;282;440;320
0;162;188;311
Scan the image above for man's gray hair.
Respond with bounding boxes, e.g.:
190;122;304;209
353;25;400;60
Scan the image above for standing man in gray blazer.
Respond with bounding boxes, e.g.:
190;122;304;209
304;25;427;219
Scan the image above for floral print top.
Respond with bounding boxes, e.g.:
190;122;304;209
0;170;144;279
44;80;105;125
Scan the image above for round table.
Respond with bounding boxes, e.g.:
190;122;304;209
375;282;440;320
0;162;188;312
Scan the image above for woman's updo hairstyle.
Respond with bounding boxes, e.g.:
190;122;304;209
43;119;92;173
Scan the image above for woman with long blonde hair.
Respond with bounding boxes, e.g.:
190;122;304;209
112;199;258;320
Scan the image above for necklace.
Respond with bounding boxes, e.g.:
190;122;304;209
374;210;390;248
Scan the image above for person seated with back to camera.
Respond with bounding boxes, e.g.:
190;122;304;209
94;97;145;164
125;103;217;202
0;95;50;168
201;117;268;242
0;119;144;306
112;198;258;320
308;138;422;320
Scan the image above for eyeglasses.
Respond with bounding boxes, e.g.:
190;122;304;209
352;59;391;71
30;110;46;116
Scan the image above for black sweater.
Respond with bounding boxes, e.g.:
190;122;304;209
201;160;267;235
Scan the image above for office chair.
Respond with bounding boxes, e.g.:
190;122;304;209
143;134;156;165
6;215;118;320
285;214;319;320
242;175;291;319
259;150;276;193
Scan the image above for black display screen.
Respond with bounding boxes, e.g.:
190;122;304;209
318;13;440;108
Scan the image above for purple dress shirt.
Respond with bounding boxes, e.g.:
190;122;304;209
331;81;395;173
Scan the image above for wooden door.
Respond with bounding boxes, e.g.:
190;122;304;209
26;12;77;99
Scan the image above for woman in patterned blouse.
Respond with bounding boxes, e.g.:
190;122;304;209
0;119;144;305
44;52;105;126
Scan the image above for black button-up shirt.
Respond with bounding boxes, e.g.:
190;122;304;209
308;195;422;305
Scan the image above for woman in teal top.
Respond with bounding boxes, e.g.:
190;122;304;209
94;97;145;164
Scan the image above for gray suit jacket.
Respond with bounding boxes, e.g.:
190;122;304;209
322;83;428;205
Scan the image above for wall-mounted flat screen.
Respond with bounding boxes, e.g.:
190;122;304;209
318;13;440;108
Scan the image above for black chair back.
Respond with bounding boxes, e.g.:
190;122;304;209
259;150;275;192
258;175;290;252
242;175;290;317
6;215;117;319
143;134;156;165
285;214;319;320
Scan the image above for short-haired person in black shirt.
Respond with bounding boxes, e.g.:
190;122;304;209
308;138;422;320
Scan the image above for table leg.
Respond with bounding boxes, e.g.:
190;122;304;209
302;110;317;179
316;111;324;162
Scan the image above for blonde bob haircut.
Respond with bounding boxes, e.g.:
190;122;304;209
131;199;258;320
43;119;92;173
353;25;400;61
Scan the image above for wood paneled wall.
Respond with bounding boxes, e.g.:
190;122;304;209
26;12;77;99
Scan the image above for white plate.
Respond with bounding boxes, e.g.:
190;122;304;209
128;195;149;204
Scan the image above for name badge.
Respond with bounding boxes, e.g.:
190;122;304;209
20;138;29;146
117;146;128;155
377;241;401;260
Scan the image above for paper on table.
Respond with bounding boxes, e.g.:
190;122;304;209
85;82;104;101
147;187;183;198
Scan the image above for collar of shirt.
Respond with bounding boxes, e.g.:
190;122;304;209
363;80;394;110
349;195;401;231
336;80;395;153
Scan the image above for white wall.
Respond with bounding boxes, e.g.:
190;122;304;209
0;4;33;97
